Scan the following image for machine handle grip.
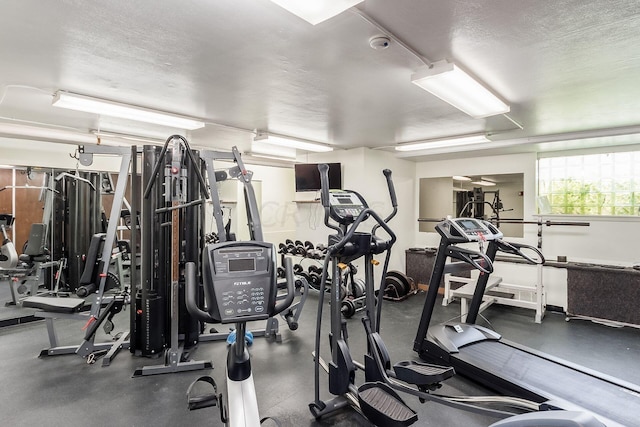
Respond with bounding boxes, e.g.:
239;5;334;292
496;241;545;265
273;257;295;315
185;262;216;323
284;311;298;330
382;169;397;208
318;164;331;208
446;246;494;274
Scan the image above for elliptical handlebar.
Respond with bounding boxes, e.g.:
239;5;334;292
318;163;331;209
383;169;397;208
327;207;397;255
318;164;342;235
374;169;398;233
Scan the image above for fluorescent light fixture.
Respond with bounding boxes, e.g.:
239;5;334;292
471;180;496;186
395;134;489;152
0;122;96;145
255;132;333;153
52;91;205;130
411;60;510;118
91;130;165;145
245;152;297;163
453;175;472;181
250;139;297;159
268;0;364;25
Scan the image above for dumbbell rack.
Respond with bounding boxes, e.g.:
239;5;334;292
277;239;368;318
277;239;329;291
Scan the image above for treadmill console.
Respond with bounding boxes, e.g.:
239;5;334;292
443;218;503;242
328;190;368;224
203;241;277;324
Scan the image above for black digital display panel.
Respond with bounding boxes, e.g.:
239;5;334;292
458;219;485;232
228;258;256;272
295;163;342;192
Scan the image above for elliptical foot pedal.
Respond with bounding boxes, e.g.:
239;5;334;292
393;360;455;387
357;382;417;427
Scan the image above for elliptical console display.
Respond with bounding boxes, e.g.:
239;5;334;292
327;190;368;224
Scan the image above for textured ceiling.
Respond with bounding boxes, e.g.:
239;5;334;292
1;0;640;160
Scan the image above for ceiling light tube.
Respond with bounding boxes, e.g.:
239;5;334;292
53;91;205;130
91;130;165;145
453;175;472;181
245;152;297;163
411;60;510;118
250;139;297;159
0;122;96;145
255;132;333;153
395;134;489;152
471;180;496;186
268;0;364;25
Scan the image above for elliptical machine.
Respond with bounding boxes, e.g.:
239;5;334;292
309;164;432;425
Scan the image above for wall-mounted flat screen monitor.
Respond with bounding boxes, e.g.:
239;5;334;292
295;163;342;192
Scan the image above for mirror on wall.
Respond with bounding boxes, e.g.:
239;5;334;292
419;173;524;237
0;167;54;252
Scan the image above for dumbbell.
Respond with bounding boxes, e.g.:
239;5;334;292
308;265;322;275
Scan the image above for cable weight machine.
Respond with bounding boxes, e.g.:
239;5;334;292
132;135;212;376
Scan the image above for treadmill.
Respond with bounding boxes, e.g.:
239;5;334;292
413;217;640;427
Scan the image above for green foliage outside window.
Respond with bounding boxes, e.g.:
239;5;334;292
538;152;640;216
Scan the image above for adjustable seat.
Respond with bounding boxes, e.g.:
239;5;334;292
19;223;49;265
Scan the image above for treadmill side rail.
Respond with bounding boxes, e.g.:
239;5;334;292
488;410;606;427
428;323;501;353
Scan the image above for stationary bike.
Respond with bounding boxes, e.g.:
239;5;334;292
185;241;295;427
0;214;18;269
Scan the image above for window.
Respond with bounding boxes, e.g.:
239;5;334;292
537;151;640;216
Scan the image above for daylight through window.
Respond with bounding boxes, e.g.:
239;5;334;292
537;151;640;216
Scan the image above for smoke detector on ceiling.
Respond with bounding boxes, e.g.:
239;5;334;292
369;36;391;50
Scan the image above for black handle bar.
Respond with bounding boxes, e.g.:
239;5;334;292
273;257;295;315
185;257;295;323
327;208;397;256
496;240;545;265
185;262;213;323
445;245;493;274
383;169;397;208
318;163;331;208
374;169;398;234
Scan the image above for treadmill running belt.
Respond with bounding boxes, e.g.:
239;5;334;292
456;341;640;426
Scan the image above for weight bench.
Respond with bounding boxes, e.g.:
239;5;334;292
22;296;85;313
21;294;129;366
